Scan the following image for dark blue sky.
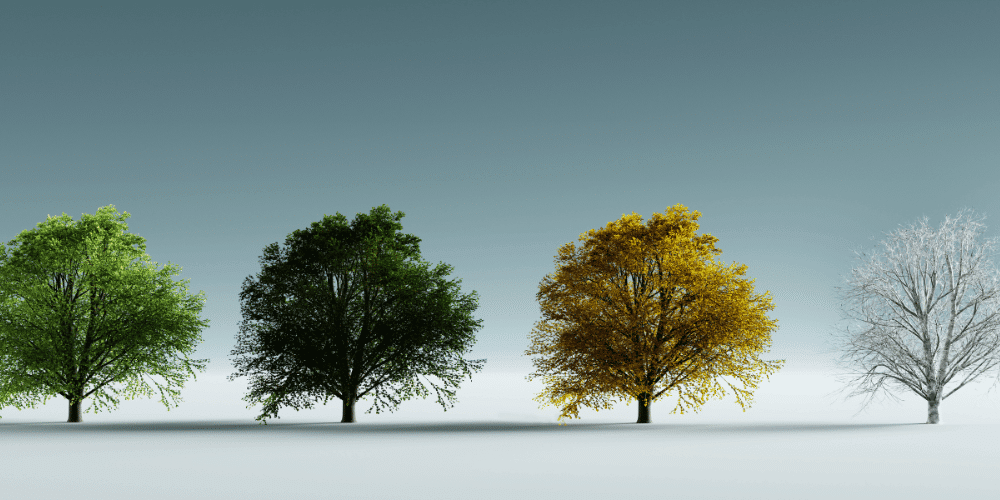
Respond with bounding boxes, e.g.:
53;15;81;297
3;0;999;377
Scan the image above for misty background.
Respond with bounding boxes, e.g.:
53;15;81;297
2;0;1000;423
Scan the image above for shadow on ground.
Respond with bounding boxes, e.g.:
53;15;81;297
0;419;925;436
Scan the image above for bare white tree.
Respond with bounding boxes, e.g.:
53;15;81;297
833;208;1000;424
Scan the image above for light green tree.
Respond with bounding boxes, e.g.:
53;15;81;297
0;205;209;422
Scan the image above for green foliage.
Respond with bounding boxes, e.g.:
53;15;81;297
229;204;485;423
0;205;209;419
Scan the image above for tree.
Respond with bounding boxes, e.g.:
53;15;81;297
229;204;485;423
832;208;1000;424
0;205;209;422
525;205;783;423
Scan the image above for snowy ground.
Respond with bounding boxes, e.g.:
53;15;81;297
4;367;1000;499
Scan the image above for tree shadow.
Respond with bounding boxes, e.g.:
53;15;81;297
0;419;926;436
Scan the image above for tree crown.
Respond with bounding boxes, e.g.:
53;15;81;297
0;205;209;417
527;204;782;421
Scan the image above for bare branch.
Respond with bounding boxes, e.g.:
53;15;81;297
833;208;1000;422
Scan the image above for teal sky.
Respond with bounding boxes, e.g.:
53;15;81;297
3;0;999;379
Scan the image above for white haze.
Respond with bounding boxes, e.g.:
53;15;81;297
4;365;1000;499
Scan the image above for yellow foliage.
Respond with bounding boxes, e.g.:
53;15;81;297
525;204;783;421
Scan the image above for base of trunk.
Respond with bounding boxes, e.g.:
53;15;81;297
68;400;83;423
637;392;651;424
341;398;356;423
926;398;940;424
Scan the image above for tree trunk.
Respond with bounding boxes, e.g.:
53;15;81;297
341;397;356;423
637;392;652;424
926;397;941;424
68;398;83;423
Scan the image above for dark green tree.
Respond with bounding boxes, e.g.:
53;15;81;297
0;205;209;422
229;204;485;423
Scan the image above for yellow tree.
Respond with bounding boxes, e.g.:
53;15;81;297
525;204;783;423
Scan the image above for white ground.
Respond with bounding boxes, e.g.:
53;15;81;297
4;367;1000;499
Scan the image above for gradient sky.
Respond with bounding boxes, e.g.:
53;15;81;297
3;0;999;389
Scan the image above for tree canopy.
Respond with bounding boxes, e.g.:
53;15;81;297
0;205;209;422
229;204;485;423
525;204;783;423
833;208;1000;424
